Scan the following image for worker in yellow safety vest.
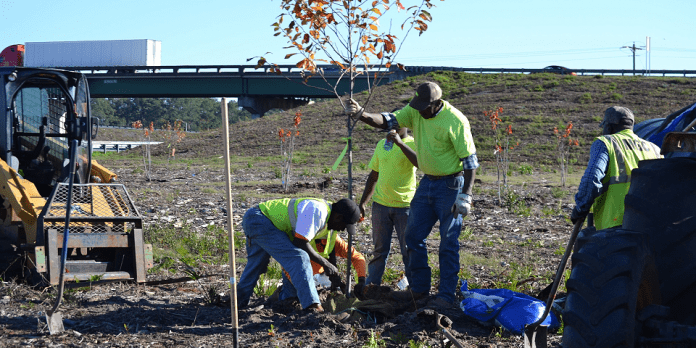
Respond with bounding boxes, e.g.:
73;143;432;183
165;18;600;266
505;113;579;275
571;106;662;230
236;197;361;313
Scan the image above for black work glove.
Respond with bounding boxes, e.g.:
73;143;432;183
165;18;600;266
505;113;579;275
570;206;589;225
329;273;345;292
323;262;339;277
353;277;366;297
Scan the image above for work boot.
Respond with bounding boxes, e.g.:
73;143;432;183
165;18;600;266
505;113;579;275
426;296;453;310
390;288;428;302
304;303;324;313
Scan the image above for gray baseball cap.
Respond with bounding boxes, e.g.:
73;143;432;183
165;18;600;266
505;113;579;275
409;82;442;111
601;106;635;127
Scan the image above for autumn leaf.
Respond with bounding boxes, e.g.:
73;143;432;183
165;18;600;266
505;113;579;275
419;10;432;21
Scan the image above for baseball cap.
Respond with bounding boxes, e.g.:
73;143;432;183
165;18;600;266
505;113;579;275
332;198;361;235
409;82;443;111
601;106;635;127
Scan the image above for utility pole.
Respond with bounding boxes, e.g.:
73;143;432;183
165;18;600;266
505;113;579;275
621;42;644;75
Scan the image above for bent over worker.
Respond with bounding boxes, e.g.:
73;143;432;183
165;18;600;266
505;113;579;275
571;106;662;229
237;197;361;312
345;81;479;308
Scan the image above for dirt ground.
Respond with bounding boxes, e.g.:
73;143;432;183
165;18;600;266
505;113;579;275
0;154;574;347
3;71;633;347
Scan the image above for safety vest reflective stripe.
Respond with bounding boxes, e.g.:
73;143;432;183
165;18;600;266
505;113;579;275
599;136;661;194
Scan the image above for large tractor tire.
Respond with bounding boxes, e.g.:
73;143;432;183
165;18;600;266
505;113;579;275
562;230;660;347
623;157;696;324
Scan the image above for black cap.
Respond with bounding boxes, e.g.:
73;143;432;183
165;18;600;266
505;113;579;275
332;198;360;235
409;82;443;111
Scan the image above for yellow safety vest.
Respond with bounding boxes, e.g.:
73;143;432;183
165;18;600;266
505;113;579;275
593;130;661;230
258;197;336;257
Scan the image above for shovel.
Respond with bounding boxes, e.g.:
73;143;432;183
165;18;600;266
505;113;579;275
45;139;79;335
523;218;585;348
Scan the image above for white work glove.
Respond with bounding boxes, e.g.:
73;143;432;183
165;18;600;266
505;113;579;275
451;193;472;217
344;98;363;117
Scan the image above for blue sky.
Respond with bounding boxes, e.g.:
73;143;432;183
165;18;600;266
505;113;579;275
3;0;695;70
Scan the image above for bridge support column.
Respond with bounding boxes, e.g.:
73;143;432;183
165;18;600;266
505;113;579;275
238;96;311;118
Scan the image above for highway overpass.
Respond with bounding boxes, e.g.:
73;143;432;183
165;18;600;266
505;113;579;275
74;65;696;117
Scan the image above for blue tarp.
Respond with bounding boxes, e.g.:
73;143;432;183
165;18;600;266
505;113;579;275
459;280;560;335
635;102;696;147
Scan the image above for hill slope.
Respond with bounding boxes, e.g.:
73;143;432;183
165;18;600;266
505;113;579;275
113;71;693;167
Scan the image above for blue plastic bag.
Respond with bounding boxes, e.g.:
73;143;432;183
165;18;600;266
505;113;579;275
459;280;560;335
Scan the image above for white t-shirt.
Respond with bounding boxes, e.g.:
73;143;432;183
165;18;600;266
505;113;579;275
294;199;329;241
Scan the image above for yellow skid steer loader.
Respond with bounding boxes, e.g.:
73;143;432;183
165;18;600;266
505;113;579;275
0;67;152;285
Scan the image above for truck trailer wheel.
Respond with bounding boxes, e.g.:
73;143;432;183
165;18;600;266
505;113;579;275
562;230;660;347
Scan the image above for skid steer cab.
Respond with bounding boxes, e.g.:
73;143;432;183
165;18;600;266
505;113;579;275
0;67;152;286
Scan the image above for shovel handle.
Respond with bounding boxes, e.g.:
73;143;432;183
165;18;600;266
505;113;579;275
528;218;585;329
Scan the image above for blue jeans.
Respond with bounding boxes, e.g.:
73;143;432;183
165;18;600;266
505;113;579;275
405;175;464;302
276;269;300;300
366;202;410;285
236;207;319;309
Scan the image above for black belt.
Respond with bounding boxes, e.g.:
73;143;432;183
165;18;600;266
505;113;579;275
424;171;464;181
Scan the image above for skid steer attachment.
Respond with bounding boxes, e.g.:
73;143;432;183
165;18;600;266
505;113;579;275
0;67;152;285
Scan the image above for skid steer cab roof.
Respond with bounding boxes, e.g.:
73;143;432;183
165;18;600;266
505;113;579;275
1;67;86;93
1;67;93;183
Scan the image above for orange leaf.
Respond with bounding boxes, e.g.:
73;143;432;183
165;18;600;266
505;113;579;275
369;24;378;31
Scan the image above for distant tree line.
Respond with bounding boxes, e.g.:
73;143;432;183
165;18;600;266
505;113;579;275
90;98;252;131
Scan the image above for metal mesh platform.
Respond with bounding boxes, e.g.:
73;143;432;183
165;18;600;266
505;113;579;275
42;183;141;234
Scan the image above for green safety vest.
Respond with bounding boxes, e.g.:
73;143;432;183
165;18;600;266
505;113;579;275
259;197;337;257
593;130;661;230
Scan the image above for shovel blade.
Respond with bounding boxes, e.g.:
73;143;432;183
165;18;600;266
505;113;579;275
523;325;547;348
45;312;65;335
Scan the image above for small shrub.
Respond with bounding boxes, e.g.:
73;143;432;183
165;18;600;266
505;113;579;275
551;187;568;198
516;163;533;175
